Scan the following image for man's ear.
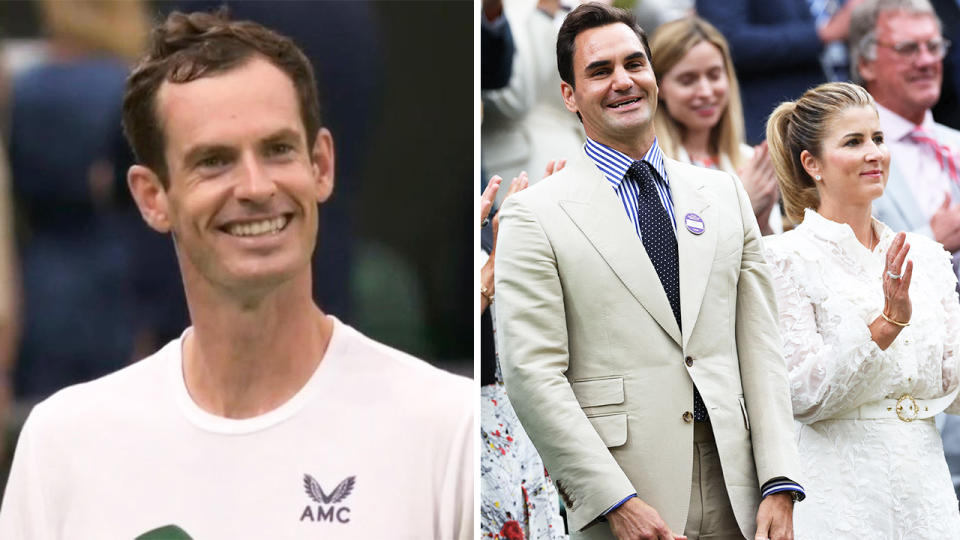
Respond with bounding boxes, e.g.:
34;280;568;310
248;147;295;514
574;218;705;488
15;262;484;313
127;164;172;233
858;58;876;85
799;149;821;180
561;81;579;115
311;127;335;204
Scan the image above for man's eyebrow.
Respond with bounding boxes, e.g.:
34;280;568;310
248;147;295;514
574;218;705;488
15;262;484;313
584;51;646;73
183;143;233;166
584;59;612;72
262;128;303;143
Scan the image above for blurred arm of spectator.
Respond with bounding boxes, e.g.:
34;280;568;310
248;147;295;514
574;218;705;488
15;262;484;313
930;194;960;252
0;141;20;462
481;0;515;90
696;0;834;75
817;0;865;43
481;3;540;120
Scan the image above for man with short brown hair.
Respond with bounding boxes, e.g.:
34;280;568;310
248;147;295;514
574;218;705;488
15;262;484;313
0;11;472;539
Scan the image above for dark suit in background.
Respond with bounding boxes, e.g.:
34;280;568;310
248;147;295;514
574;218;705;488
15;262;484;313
697;0;826;144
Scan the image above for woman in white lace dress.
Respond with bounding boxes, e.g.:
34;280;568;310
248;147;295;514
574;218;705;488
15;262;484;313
764;82;960;537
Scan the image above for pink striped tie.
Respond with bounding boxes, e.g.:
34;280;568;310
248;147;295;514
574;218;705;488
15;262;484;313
908;127;960;186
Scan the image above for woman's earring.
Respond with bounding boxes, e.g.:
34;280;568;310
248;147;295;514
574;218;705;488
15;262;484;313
815;175;822;181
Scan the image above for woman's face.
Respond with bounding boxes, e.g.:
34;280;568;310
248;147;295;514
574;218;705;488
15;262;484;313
658;40;729;136
804;105;890;208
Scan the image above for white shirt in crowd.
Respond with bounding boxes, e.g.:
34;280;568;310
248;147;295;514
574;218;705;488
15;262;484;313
876;102;954;218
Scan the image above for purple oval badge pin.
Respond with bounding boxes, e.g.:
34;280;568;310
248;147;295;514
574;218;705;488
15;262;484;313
684;212;705;235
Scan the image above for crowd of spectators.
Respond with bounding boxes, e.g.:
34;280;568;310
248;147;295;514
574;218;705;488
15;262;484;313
481;0;960;536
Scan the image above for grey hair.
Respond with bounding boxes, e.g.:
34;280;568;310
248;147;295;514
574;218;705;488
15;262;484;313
848;0;940;85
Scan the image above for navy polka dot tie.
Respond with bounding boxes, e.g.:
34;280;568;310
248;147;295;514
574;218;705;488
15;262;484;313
629;161;708;422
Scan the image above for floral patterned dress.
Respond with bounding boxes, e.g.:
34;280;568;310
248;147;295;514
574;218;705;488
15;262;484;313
764;209;960;538
481;302;566;539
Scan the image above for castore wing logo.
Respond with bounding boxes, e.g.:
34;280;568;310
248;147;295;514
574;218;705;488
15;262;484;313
300;474;355;523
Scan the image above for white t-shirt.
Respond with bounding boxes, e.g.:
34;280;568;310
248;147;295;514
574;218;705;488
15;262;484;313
0;317;473;539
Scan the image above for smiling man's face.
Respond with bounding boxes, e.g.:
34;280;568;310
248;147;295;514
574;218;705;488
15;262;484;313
144;56;334;295
860;10;942;123
561;22;658;154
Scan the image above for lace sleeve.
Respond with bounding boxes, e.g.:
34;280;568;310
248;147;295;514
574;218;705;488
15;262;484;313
767;250;892;423
935;250;960;413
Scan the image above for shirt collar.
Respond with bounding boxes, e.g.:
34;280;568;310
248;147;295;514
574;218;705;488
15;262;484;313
800;208;893;268
584;136;668;189
876;102;936;141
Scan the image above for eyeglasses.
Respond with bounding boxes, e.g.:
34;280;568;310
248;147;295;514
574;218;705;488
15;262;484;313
875;37;951;60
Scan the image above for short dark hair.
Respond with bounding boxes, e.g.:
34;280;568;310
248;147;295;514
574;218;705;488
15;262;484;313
556;2;651;88
122;9;321;187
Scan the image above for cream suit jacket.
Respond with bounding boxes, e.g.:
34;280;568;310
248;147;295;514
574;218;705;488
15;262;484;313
494;149;800;538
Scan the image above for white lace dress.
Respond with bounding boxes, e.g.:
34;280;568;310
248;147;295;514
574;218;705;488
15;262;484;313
763;209;960;538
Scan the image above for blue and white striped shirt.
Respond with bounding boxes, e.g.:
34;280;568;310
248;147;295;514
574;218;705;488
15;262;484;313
584;137;806;512
583;136;675;241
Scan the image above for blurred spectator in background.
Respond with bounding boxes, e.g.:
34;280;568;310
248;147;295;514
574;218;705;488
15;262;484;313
7;0;148;402
0;137;17;474
651;16;783;234
480;164;566;540
851;0;960;280
482;0;584;207
929;0;960;128
482;0;516;91
697;0;863;143
632;0;694;36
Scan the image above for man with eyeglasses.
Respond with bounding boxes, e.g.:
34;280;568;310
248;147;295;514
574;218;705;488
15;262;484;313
850;0;960;280
849;0;960;501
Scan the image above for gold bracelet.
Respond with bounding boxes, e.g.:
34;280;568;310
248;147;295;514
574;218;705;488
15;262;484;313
480;284;494;302
881;312;910;327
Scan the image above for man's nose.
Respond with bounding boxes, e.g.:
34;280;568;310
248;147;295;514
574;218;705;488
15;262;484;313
611;66;633;90
234;154;277;202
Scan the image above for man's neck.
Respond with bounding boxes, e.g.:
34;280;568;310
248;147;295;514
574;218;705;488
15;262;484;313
180;270;333;419
872;91;928;126
590;130;656;161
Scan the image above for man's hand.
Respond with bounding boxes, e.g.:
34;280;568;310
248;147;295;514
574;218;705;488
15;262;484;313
930;194;960;252
607;497;687;540
754;492;794;540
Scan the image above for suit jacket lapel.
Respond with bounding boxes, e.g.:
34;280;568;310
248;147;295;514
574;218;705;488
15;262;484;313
665;159;716;349
559;152;682;346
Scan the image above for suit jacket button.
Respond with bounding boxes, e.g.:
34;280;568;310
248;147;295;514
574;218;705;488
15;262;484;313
682;411;694;423
685;356;694;367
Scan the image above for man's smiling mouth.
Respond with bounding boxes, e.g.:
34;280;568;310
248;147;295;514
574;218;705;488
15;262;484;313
609;97;641;108
224;215;291;237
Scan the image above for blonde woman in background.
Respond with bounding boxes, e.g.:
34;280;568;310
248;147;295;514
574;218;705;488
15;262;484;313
764;81;960;537
650;16;782;234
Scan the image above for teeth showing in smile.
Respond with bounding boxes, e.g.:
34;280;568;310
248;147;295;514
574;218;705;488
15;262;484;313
611;98;640;108
227;216;288;237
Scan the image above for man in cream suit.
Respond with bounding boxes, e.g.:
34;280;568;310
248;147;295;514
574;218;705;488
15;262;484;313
494;4;802;539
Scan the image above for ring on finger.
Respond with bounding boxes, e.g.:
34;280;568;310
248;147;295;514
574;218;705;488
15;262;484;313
886;270;901;280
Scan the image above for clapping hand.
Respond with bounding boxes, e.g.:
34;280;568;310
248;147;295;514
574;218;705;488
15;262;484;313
738;142;779;235
882;232;913;325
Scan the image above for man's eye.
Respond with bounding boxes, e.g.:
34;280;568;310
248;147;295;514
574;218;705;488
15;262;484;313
198;155;228;168
269;143;294;156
